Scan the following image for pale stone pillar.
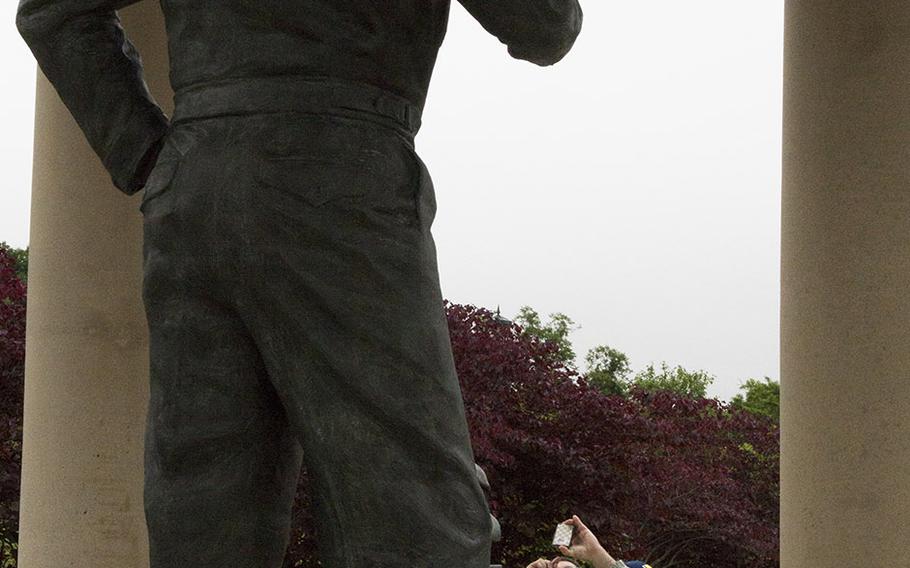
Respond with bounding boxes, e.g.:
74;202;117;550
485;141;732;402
781;2;910;565
17;3;171;567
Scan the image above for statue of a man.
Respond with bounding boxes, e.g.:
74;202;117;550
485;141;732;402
15;1;582;566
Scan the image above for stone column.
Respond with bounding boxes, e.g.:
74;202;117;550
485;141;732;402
781;2;910;565
17;3;171;567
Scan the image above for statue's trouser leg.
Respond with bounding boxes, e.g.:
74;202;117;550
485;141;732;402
141;110;492;567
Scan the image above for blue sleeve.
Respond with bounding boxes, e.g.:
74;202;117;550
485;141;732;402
456;0;583;66
16;0;170;195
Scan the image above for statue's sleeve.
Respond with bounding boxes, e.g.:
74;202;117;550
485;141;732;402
456;0;583;66
15;0;171;195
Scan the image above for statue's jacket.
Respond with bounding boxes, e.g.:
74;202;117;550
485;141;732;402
15;0;583;195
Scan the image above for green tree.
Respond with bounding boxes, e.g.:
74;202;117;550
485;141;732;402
0;243;27;283
633;362;714;399
584;345;631;396
730;377;779;422
514;306;578;367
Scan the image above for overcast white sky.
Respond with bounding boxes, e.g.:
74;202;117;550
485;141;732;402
0;1;784;402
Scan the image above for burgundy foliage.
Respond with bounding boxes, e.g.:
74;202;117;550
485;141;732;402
446;302;778;568
0;248;26;544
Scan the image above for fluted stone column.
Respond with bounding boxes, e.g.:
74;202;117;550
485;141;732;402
781;2;910;565
17;3;171;567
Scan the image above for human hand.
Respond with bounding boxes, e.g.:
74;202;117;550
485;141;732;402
557;515;615;568
525;557;577;568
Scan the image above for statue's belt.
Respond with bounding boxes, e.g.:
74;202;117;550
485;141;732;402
170;75;423;136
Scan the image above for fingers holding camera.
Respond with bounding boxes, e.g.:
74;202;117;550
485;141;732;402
557;515;617;568
526;557;579;568
566;515;596;545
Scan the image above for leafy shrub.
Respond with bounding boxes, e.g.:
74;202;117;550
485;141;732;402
730;377;780;422
447;302;778;567
0;247;26;566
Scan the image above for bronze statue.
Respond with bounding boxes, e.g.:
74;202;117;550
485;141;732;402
15;1;582;566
